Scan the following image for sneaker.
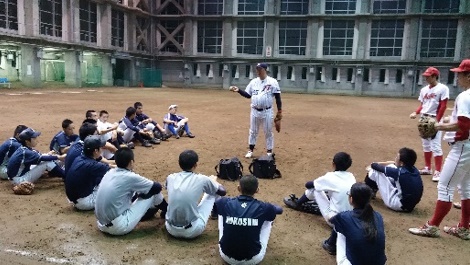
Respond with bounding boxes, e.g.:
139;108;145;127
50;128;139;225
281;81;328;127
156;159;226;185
419;167;432;175
175;135;180;139
283;194;301;210
322;240;336;255
371;189;378;200
432;171;440;182
149;138;161;145
177;126;185;137
187;133;195;138
267;152;273;157
126;142;135;149
210;210;218;220
453;202;462;209
443;225;470;240
142;140;152;147
245;150;253;158
408;222;440;238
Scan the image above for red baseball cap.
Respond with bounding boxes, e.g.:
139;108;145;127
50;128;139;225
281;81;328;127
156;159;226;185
422;67;440;76
450;59;470;72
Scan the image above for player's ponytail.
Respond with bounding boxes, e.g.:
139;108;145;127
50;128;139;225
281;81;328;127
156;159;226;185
349;183;378;242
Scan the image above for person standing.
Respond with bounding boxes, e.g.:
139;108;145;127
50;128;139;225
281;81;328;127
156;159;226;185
409;67;449;181
408;59;470;240
229;63;282;158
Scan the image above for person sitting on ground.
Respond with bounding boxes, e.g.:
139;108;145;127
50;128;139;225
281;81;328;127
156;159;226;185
327;182;387;265
97;110;126;159
66;135;111;211
49;119;78;155
65;122;98;175
0;125;28;180
214;175;282;265
118;107;154;147
165;150;226;239
163;105;195;139
134;102;169;141
364;147;423;213
7;128;66;184
94;147;167;236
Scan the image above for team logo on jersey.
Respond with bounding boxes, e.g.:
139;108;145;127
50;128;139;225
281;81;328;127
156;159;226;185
423;93;437;100
262;85;272;92
241;202;247;208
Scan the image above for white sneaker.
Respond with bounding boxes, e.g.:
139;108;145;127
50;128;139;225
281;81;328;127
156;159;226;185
245;150;253;158
419;167;432;175
267;152;273;157
432;171;440;182
408;222;440;238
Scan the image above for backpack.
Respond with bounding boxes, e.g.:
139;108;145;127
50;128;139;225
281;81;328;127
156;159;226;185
249;155;282;179
215;157;243;181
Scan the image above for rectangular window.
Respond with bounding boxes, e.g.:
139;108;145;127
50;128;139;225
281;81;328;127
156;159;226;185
0;0;18;30
272;65;279;78
415;70;421;84
379;69;386;82
231;65;237;78
279;20;307;55
396;69;403;83
301;67;307;80
347;68;353;82
197;21;222;54
363;68;369;82
244;65;250;78
421;19;458;58
325;0;356;14
193;63;198;76
424;0;460;13
206;64;211;76
332;68;338;80
238;0;265;15
198;0;223;15
111;9;124;47
323;20;354;56
160;0;183;15
316;67;322;81
159;20;184;53
370;20;404;57
280;0;309;15
237;21;264;55
39;0;62;37
79;0;97;43
372;0;406;14
219;64;223;77
447;71;455;85
287;66;293;79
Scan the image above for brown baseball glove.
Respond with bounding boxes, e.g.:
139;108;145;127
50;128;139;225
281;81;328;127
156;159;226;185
417;116;438;139
274;111;282;133
12;182;35;195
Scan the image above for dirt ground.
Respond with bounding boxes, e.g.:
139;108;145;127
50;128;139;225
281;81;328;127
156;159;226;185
0;87;468;265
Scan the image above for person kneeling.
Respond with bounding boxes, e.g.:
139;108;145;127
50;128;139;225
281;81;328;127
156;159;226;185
214;175;282;265
94;147;167;236
364;147;423;212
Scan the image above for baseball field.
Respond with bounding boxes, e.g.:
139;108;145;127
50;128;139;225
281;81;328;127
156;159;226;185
0;87;468;265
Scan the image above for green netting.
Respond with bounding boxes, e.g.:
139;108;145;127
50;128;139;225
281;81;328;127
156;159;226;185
86;66;102;85
141;68;162;87
44;61;65;82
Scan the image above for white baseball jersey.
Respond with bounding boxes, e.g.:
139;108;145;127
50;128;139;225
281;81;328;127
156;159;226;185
418;83;449;116
443;89;470;143
246;76;281;109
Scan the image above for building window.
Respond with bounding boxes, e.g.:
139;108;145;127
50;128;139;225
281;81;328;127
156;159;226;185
198;0;223;15
363;68;369;82
79;0;97;43
396;69;402;83
301;67;307;80
193;63;198;76
424;0;460;13
136;17;149;51
379;69;386;82
280;0;309;15
218;64;223;77
238;0;265;15
197;21;222;54
279;20;307;55
287;66;293;79
316;67;322;81
237;21;264;55
111;9;124;47
347;68;353;82
421;19;457;58
272;65;279;79
0;0;18;30
447;71;455;85
245;65;250;78
325;0;356;14
160;0;184;15
39;0;62;37
370;20;404;57
231;65;237;78
332;68;338;80
206;64;211;76
323;20;354;56
160;20;184;53
372;0;405;14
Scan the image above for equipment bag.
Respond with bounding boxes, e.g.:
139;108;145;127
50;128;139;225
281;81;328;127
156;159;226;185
249;155;282;179
215;157;243;181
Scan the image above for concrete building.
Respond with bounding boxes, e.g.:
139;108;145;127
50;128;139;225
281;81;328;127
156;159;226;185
0;0;469;97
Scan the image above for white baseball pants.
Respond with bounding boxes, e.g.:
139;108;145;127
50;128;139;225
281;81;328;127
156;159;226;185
248;108;274;151
218;221;273;265
422;130;443;156
97;193;164;236
11;161;58;185
73;186;98;211
0;165;8;180
165;193;215;239
305;189;334;227
367;166;404;211
336;232;352;265
437;140;470;201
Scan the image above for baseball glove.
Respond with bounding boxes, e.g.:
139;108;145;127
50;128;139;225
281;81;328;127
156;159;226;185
417;116;438;139
285;194;321;215
274;111;282;133
12;182;35;195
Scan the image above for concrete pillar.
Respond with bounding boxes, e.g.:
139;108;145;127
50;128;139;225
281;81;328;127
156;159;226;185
17;0;39;37
355;19;369;60
307;66;316;93
20;45;41;88
126;13;136;51
264;0;276;59
64;51;82;87
97;3;112;48
354;67;364;95
129;58;137;86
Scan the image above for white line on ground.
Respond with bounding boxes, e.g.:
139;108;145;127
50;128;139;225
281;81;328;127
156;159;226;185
4;248;71;264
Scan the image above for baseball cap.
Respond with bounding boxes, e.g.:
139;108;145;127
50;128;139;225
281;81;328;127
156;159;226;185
83;135;106;151
168;104;178;110
450;59;470;73
18;128;41;141
256;63;268;70
422;67;440;77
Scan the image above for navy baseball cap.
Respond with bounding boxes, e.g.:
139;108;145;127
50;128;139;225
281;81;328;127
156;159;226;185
256;63;268;70
84;135;106;151
19;128;41;141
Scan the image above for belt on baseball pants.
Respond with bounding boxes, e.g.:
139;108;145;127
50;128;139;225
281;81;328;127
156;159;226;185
449;139;470;146
172;223;193;229
422;114;436;117
253;106;272;111
105;222;113;227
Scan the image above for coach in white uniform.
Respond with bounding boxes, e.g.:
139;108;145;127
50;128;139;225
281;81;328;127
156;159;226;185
230;63;282;158
165;150;226;239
